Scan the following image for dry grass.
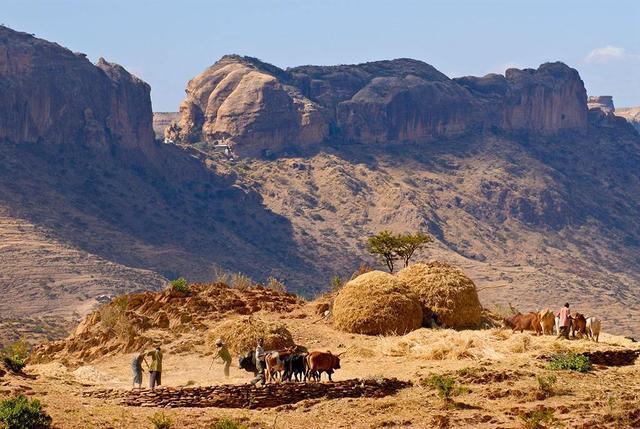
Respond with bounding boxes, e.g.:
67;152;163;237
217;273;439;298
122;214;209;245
396;262;483;329
332;271;422;335
208;316;294;355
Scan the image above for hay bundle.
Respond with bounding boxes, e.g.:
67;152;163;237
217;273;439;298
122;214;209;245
396;262;482;329
208;316;294;355
333;270;422;335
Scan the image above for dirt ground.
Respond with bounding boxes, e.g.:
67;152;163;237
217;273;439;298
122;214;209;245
3;304;640;428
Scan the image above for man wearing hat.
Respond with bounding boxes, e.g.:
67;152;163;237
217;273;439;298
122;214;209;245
213;338;232;378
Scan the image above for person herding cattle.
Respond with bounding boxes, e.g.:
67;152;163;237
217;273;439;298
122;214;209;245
255;338;266;385
212;339;232;378
556;303;571;340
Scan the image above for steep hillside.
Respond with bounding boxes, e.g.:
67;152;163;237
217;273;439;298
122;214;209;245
2;27;640;341
617;106;640;132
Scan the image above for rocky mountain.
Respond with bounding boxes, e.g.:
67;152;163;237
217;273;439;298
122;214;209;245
616;106;640;132
166;56;587;156
2;26;640;338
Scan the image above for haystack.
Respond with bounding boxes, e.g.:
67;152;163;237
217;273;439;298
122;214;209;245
208;316;294;355
332;270;423;335
396;262;482;329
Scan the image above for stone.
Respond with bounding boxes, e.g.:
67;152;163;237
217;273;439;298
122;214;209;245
587;95;615;113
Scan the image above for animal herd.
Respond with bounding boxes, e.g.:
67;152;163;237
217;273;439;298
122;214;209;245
238;348;343;383
504;309;602;341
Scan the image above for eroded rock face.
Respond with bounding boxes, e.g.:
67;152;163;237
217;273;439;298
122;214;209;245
0;26;153;151
170;56;589;156
588;95;615;113
166;55;328;156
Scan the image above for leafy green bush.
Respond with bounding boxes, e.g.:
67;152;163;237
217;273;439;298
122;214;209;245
330;275;343;291
547;353;591;372
169;277;189;294
1;339;29;373
211;417;247;429
422;374;467;401
0;395;52;429
148;411;173;429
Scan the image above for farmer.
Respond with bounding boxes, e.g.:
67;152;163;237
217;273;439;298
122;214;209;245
213;338;232;378
131;352;147;389
556;302;572;340
146;345;163;389
255;338;265;385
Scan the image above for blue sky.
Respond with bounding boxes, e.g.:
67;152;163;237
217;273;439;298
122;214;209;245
3;0;639;111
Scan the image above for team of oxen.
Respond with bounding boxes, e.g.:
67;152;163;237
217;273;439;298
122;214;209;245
503;309;602;341
238;348;343;383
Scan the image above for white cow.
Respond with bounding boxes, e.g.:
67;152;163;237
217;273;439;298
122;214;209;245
585;317;602;342
554;316;560;335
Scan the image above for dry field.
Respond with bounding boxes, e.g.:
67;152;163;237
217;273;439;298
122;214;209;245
3;300;639;429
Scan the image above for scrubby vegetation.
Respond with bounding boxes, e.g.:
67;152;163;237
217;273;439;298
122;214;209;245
535;374;557;399
265;276;286;292
211;417;247;429
148;411;173;429
1;339;29;373
422;374;468;403
519;407;557;429
0;395;52;429
169;277;189;294
231;273;254;290
547;353;591;372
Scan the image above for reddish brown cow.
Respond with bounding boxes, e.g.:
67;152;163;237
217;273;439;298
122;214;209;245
264;347;296;383
571;313;587;338
305;351;343;382
503;312;542;335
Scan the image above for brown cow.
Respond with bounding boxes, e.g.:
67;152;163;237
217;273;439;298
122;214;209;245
503;312;542;335
571;313;587;339
539;309;555;335
305;351;343;382
264;347;296;383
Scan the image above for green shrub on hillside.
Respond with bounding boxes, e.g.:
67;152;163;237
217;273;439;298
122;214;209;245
547;353;591;373
422;374;468;402
170;277;189;293
0;395;52;429
1;339;29;373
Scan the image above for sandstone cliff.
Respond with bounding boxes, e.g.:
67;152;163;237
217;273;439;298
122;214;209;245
616;106;640;133
168;57;588;155
0;26;153;151
588;95;615;113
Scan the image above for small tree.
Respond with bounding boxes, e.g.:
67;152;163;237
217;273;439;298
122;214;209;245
366;231;401;273
366;231;432;272
396;232;432;268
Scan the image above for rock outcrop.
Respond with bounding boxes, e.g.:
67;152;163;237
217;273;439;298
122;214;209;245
588;95;615;113
169;57;588;155
616;106;640;133
0;26;153;151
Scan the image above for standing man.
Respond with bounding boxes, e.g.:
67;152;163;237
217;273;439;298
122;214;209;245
146;345;163;389
213;339;232;378
131;352;147;389
556;303;571;340
255;338;265;385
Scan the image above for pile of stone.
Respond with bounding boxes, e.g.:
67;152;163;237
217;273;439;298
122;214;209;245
582;349;640;366
83;378;411;409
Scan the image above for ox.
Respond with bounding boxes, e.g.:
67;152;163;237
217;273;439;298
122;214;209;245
305;351;343;382
539;309;555;335
264;347;296;383
282;353;307;382
585;317;602;342
503;312;542;335
571;313;587;339
238;350;258;375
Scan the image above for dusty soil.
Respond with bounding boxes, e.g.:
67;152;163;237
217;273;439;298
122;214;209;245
2;300;639;429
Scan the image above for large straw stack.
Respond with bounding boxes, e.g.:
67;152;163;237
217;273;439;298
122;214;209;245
332;271;423;335
209;316;294;354
396;262;482;329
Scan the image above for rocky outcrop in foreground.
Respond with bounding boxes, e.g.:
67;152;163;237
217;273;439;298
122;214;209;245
83;378;412;408
0;26;153;151
167;56;588;156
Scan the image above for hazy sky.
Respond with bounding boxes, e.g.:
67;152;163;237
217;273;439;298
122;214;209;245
4;0;639;111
